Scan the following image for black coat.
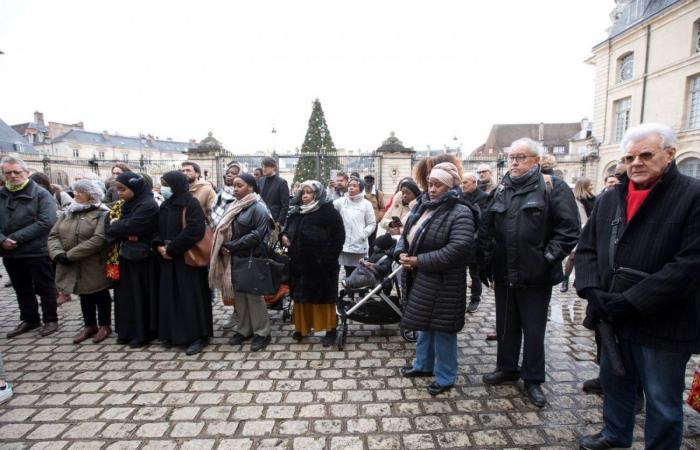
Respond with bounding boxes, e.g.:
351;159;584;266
152;193;212;345
395;190;476;333
259;174;290;225
0;180;57;258
575;162;700;353
284;202;345;304
463;188;490;214
222;201;272;258
481;169;580;287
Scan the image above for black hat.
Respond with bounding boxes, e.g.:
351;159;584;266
236;172;260;193
364;174;375;182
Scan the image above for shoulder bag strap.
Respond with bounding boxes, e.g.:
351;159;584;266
609;204;622;271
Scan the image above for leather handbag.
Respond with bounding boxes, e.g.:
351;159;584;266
181;208;214;267
231;250;285;296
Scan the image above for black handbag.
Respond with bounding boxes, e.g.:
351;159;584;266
231;250;285;296
119;240;151;261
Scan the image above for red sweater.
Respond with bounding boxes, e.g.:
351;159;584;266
626;180;651;222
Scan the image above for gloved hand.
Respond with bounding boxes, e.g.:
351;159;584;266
54;253;71;265
580;287;606;319
599;292;637;319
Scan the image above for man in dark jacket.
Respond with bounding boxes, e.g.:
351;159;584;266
258;157;289;226
0;157;58;338
576;124;700;450
461;172;488;312
480;138;580;408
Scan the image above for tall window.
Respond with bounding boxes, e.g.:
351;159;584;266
695;19;700;53
679;158;700;179
618;52;634;83
614;97;632;143
688;75;700;129
72;148;79;158
627;0;644;23
98;151;105;159
553;146;567;155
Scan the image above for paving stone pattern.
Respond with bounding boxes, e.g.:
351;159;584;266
1;265;700;449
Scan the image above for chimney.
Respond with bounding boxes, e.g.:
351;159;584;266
102;131;109;141
34;111;44;126
538;123;545;141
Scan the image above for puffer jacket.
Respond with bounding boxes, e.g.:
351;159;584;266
0;180;57;258
480;167;580;288
334;194;376;254
48;205;111;294
394;190;476;333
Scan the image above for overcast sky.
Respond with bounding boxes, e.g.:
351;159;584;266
1;0;613;154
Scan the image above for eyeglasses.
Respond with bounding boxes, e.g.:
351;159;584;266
620;150;661;165
477;170;490;174
3;171;24;176
507;154;534;163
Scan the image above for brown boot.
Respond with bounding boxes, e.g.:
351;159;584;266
73;326;98;344
92;326;112;343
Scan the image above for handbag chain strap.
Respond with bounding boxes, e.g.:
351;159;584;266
608;204;622;272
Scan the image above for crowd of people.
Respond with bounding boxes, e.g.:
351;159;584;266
1;122;699;449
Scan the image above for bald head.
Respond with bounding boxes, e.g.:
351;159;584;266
461;173;478;194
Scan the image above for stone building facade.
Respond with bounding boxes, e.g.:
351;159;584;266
588;0;700;188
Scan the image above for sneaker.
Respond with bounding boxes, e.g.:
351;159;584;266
250;334;271;352
222;315;236;330
467;299;480;313
0;383;13;404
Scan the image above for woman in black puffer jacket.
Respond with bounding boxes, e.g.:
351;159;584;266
395;162;476;396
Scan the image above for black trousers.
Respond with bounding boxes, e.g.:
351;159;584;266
80;289;112;327
3;256;58;324
467;264;482;300
494;283;551;383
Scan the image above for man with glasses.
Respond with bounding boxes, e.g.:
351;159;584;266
476;163;495;193
0;157;59;338
576;123;700;450
479;138;579;408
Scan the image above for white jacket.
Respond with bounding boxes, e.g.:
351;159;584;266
334;194;376;254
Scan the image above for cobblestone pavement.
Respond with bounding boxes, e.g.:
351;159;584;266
1;265;700;450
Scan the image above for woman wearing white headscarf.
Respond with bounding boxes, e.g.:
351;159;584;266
395;162;477;396
48;180;112;344
281;180;345;346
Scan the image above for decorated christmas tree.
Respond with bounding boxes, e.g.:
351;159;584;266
294;98;339;184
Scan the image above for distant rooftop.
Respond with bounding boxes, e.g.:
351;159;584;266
53;129;190;154
605;0;682;42
0;118;37;154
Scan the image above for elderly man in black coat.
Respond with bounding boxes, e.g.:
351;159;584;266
480;138;580;408
576;123;700;450
461;172;489;313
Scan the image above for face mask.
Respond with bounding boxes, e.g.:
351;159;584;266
161;186;173;200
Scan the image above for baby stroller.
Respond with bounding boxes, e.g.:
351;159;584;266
336;234;416;350
264;239;293;322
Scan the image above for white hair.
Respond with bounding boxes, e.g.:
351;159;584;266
476;163;492;173
1;156;29;172
509;138;544;157
463;172;477;182
620;123;678;153
71;179;104;204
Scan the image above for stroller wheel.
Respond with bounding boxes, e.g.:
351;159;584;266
336;316;348;350
400;327;416;343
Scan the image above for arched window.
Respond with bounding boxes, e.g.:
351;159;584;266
617;52;634;83
679;157;700;179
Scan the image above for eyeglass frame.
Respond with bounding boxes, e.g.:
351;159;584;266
619;147;672;165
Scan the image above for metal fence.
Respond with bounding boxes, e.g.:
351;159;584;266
0;153;383;189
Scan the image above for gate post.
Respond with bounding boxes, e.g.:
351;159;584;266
375;132;415;194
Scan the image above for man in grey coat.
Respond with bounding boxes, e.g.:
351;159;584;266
0;157;58;338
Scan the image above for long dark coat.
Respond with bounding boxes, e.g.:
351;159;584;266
394;190;476;333
152;174;212;346
104;184;159;342
576;162;700;353
284;202;345;304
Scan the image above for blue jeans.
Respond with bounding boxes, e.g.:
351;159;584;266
600;338;690;449
412;330;458;386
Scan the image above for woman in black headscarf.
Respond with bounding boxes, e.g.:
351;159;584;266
281;180;345;346
104;172;160;348
153;171;212;355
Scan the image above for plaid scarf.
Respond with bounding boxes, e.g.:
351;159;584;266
211;186;235;228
